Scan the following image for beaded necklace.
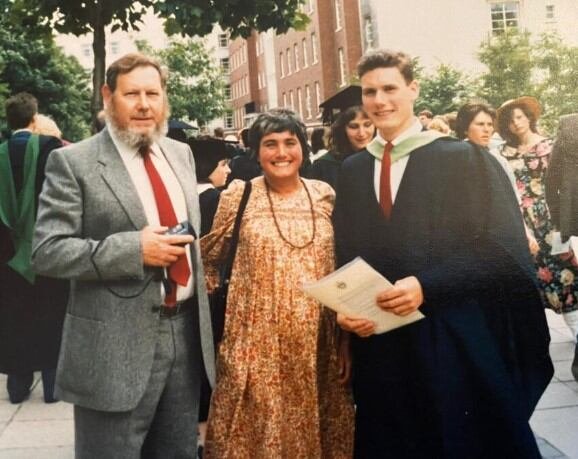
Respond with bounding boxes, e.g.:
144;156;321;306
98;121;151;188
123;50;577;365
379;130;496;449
264;178;316;249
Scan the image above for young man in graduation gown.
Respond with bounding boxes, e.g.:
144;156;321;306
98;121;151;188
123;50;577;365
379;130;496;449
333;49;553;458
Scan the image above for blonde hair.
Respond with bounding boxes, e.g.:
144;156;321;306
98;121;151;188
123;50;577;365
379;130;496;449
428;117;450;134
33;114;62;139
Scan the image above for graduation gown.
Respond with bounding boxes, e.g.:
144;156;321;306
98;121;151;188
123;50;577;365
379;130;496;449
0;132;68;374
333;138;553;459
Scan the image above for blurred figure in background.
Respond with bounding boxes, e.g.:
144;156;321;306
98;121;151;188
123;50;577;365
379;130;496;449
307;105;375;189
309;126;330;163
0;92;67;404
427;116;450;134
498;97;578;380
418;109;433;129
546;113;578;380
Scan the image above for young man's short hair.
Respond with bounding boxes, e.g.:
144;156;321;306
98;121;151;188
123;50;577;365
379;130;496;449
357;49;414;83
5;92;38;130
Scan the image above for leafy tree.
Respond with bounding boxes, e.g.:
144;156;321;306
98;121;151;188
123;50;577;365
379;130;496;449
532;32;578;134
9;0;309;129
144;39;227;127
477;30;537;109
415;64;474;115
0;7;91;140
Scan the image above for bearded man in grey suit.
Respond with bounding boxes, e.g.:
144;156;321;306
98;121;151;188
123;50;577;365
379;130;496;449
32;53;215;458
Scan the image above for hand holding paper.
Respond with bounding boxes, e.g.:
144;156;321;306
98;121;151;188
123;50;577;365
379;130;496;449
301;257;424;335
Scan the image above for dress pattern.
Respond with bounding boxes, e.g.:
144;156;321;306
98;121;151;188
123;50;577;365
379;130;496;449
201;177;354;458
500;139;578;313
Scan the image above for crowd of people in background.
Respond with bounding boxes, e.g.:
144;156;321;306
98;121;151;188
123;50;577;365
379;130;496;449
1;46;577;459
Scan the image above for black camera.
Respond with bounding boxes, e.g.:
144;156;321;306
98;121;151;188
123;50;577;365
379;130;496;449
166;221;196;239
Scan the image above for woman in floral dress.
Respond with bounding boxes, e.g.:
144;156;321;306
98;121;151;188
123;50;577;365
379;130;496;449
498;97;578;328
201;109;354;458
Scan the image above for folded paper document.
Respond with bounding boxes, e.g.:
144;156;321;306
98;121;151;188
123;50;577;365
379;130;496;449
301;257;424;334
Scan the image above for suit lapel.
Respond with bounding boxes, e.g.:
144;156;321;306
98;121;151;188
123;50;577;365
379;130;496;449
97;130;148;230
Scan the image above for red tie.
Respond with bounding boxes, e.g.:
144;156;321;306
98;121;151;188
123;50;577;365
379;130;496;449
379;142;394;219
141;147;191;306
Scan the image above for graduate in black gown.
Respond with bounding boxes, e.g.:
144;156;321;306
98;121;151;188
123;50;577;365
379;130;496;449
333;50;553;459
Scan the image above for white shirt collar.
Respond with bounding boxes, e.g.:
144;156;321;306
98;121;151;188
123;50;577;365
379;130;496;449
373;117;423;147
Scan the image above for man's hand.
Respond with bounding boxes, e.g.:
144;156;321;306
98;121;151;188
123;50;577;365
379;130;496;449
141;226;194;267
337;313;375;338
376;276;424;316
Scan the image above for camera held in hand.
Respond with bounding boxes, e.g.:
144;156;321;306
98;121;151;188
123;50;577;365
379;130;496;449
166;221;196;243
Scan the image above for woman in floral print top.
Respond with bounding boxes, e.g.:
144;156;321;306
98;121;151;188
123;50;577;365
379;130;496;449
498;97;578;315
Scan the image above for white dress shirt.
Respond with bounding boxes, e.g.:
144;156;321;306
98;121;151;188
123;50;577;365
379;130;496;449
109;127;194;303
372;118;423;203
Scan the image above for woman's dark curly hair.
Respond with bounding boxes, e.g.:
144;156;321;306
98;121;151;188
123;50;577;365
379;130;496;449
248;108;310;164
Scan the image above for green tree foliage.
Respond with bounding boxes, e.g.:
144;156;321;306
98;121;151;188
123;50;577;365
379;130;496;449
477;30;536;109
532;33;578;134
9;0;308;128
415;64;474;115
0;6;91;141
140;39;227;127
477;30;578;135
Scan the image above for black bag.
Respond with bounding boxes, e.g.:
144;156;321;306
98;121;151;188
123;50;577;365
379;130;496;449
210;181;252;344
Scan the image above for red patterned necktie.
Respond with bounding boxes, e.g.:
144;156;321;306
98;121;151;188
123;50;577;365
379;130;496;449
140;147;190;306
379;141;394;219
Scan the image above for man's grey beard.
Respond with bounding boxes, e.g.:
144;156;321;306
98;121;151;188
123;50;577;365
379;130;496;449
105;103;169;149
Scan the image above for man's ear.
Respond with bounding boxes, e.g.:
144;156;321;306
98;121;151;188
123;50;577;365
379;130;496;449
101;84;112;108
410;80;420;101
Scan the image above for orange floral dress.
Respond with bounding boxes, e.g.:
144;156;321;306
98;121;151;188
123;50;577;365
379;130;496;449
201;177;354;459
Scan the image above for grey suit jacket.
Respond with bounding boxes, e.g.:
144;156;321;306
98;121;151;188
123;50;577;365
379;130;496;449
546;113;578;241
31;129;215;412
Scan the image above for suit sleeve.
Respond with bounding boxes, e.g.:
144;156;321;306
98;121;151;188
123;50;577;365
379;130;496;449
545;123;565;230
32;149;145;281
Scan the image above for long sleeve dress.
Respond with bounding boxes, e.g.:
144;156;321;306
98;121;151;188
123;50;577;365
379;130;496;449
500;138;578;313
201;177;354;458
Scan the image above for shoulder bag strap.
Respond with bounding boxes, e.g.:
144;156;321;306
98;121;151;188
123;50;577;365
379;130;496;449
221;180;252;287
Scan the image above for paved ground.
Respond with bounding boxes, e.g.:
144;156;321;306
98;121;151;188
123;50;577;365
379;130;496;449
0;309;576;458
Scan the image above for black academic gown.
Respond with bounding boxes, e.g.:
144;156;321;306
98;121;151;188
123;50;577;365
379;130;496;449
0;132;68;374
333;139;553;459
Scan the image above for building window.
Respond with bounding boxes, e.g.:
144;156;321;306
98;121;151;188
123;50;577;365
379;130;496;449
289;90;294;109
261;71;267;89
220;57;230;73
287;48;292;74
81;44;91;57
283;92;287;108
334;0;343;30
280;52;285;77
257;73;262;90
545;4;555;20
364;17;374;50
224;84;231;100
224;111;233;129
305;85;312;119
311;32;319;64
218;33;229;48
338;48;347;87
294;43;300;71
491;2;519;34
302;38;309;68
315;81;321;113
297;87;303;117
308;0;314;13
110;41;120;55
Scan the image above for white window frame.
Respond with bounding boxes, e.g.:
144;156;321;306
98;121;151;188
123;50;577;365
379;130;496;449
294;43;300;71
334;0;343;31
490;2;520;34
302;38;309;68
311;32;319;64
338;48;347;87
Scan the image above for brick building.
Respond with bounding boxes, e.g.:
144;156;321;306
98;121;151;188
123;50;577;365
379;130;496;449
226;0;363;130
